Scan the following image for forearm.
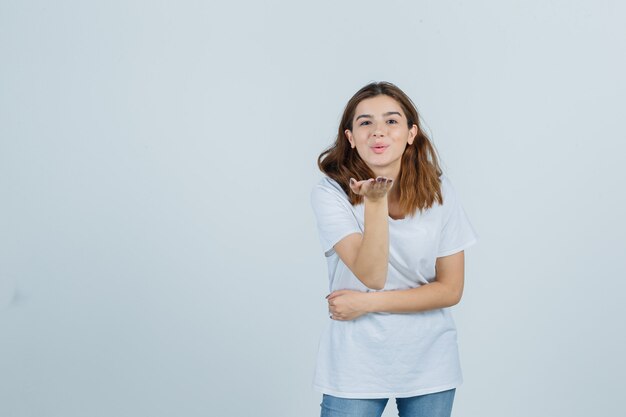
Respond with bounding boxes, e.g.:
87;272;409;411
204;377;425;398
363;282;460;313
353;197;389;290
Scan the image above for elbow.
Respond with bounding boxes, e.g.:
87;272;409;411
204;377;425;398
354;265;387;291
364;276;386;291
359;272;387;291
367;283;385;291
448;287;463;307
448;296;461;307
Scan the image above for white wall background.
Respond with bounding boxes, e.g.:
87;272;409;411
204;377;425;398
1;1;625;416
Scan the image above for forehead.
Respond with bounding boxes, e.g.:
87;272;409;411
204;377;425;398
354;95;404;117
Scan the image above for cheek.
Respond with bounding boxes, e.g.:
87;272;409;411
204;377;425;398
354;136;368;148
355;127;371;138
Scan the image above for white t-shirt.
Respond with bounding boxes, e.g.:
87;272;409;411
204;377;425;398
310;174;479;399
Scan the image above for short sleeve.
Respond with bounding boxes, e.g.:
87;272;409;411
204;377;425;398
437;176;479;258
310;180;362;257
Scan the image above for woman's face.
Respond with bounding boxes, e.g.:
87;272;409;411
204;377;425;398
345;95;417;178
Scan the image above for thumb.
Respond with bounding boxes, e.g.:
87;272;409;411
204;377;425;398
349;178;359;193
328;290;348;300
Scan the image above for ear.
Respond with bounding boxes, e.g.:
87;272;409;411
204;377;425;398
407;124;418;145
344;129;356;149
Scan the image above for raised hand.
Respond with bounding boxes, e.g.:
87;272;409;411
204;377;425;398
349;176;394;201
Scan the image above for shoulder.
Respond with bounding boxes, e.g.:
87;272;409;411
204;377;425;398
310;176;354;214
317;176;345;193
311;176;348;201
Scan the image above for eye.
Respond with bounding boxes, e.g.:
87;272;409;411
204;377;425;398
359;121;371;126
387;119;398;124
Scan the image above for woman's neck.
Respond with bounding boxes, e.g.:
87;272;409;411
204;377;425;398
387;185;400;205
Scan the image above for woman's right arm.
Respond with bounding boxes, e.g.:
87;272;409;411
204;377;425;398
333;177;392;290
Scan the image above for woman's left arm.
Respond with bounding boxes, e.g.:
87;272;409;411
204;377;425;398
327;251;465;320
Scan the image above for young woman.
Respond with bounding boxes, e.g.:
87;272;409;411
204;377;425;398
310;81;479;417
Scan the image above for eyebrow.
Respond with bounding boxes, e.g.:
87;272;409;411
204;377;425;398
355;111;402;121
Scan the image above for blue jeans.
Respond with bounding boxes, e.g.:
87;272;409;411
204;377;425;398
320;389;455;417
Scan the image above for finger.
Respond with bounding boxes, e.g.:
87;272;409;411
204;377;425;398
351;178;371;194
369;180;383;193
375;177;388;189
328;290;347;299
361;178;375;193
349;178;358;192
373;178;392;190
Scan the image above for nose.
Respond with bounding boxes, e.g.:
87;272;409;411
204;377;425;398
372;121;386;137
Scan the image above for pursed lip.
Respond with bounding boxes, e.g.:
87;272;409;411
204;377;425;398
370;144;389;154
